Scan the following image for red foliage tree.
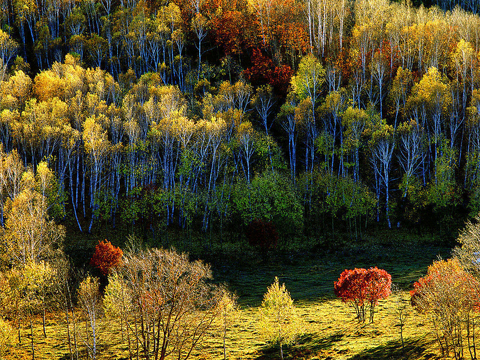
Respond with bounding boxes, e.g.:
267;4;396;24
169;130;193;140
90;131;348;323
243;49;275;83
90;240;123;276
270;64;294;96
245;219;279;253
243;49;293;96
334;267;392;322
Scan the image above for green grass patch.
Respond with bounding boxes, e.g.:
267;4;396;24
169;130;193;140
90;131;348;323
5;239;452;359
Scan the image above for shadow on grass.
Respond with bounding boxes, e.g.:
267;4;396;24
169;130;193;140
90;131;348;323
213;243;451;307
348;338;437;360
254;332;344;359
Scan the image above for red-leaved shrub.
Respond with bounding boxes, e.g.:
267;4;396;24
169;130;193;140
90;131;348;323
334;267;392;322
90;240;123;276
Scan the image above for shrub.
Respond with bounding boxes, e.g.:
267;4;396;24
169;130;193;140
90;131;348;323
245;219;278;252
453;213;480;277
232;171;303;238
334;267;392;322
89;240;123;276
410;258;480;359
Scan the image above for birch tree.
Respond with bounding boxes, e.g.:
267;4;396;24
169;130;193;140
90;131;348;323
2;174;65;267
108;248;223;360
77;276;102;360
82;115;111;232
397;119;426;197
259;277;301;360
0;29;18;80
368;119;395;227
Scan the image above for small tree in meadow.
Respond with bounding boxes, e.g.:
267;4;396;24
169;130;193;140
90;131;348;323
103;271;132;346
105;248;223;360
0;317;13;358
453;213;480;278
0;260;55;357
89;240;123;276
50;255;79;360
391;284;409;351
216;289;238;360
259;277;301;360
77;276;102;360
334;267;392;322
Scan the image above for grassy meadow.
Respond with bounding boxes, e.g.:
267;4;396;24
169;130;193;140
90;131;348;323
5;232;453;359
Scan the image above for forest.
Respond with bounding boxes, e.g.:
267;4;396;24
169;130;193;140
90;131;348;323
3;0;480;240
2;0;480;358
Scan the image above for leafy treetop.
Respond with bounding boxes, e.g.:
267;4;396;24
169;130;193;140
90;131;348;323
89;240;123;276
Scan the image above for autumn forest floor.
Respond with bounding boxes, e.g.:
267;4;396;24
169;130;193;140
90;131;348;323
6;229;454;359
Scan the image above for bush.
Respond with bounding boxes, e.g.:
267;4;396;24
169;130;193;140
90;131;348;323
453;213;480;277
410;258;480;359
90;240;123;276
334;267;392;322
232;171;303;239
245;219;278;252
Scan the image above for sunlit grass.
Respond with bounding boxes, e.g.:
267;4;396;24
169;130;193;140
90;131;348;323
5;234;452;359
5;292;439;359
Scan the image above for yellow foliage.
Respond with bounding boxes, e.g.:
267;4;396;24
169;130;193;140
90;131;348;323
2;187;65;266
0;70;32;110
82;116;111;156
33;70;66;101
407;67;452;114
258;277;301;355
0;317;13;357
103;272;132;319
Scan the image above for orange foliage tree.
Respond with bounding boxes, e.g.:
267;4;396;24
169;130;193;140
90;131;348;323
210;10;246;55
89;240;123;276
410;258;480;359
209;0;254;56
334;267;392;322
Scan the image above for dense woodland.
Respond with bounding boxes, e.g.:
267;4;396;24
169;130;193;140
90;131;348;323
2;0;480;243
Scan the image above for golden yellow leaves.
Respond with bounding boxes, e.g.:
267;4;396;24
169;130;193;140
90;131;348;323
82;116;110;156
33;70;65;101
408;67;451;113
0;29;18;75
2;172;66;266
259;277;301;359
290;53;325;102
0;70;32;110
